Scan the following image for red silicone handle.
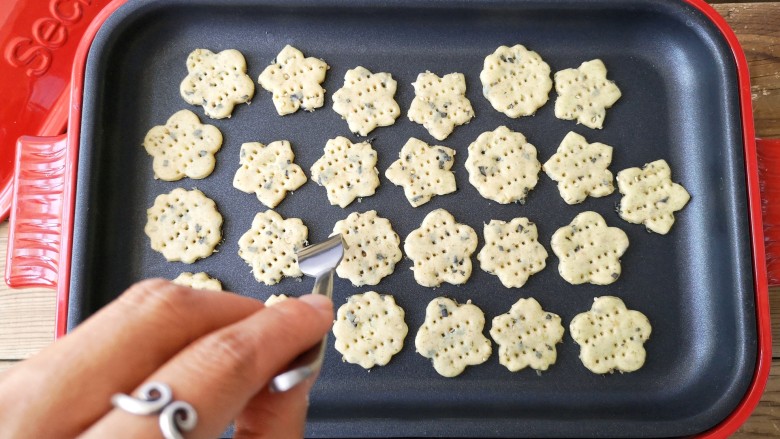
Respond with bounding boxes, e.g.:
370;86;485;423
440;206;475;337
4;134;68;289
0;0;114;222
757;138;780;286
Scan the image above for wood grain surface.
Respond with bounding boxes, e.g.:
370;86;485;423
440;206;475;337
0;222;55;361
717;3;780;139
0;1;779;436
716;4;780;436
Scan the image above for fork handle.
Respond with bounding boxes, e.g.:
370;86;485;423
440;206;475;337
268;336;328;393
269;270;334;392
311;269;334;298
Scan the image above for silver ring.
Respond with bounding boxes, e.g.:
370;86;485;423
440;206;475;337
111;381;198;439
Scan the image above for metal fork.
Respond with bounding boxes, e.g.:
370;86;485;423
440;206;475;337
269;234;345;392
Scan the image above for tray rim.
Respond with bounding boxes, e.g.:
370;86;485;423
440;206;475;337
47;0;771;437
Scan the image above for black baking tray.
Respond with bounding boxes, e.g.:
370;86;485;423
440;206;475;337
67;0;756;437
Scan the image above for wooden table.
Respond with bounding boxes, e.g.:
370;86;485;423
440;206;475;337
1;2;778;436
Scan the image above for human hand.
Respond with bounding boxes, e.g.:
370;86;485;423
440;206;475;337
0;279;333;439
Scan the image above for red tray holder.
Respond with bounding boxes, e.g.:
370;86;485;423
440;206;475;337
2;0;776;437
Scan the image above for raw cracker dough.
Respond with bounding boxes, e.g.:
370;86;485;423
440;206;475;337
180;48;255;119
258;45;329;115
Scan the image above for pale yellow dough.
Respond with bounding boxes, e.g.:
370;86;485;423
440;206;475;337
404;209;478;287
237;210;308;285
258;45;329;115
332;211;402;286
465;126;540;204
570;296;652;374
415;297;492;377
143;110;223;181
490;298;564;372
550;211;629;285
554;59;621;129
310;136;379;208
478;217;548;288
408;71;474;141
480;45;552;118
144;188;222;264
333;291;408;369
180;48;255;119
232;140;307;208
332;66;401;135
616;159;690;234
543;131;615;204
385;138;456;207
172;272;222;291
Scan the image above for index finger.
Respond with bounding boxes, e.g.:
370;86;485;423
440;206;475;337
83;294;333;439
0;279;263;438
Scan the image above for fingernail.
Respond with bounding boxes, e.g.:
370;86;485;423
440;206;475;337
299;294;333;314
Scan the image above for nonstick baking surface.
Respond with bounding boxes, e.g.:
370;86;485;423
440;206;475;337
68;0;756;436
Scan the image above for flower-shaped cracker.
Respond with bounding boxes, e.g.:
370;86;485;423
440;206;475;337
616;159;690;235
333;291;408;369
385;138;457;207
180;48;255;119
172;272;222;291
238;210;308;285
143;110;223;181
554;59;621;129
404;209;478;287
543;131;615;204
490;298;564;372
408;71;474;141
478;217;548;288
415;297;492;377
265;294;289;306
332;66;401;136
570;296;652;374
310;136;379;208
144;188;222;264
258;45;329;115
465;126;540;204
332;210;403;286
551;211;629;285
480;44;552;118
232;140;307;208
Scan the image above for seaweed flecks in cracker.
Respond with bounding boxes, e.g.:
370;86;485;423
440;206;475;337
415;297;492;377
258;45;329;116
570;296;651;374
554;59;621;129
180;48;255;119
145;188;223;264
143;110;222;181
543;131;615;204
332;66;401;136
408;71;474;141
238;210;308;285
233;140;307;208
465;126;541;204
386;138;457;207
490;298;564;372
616;159;690;234
404;209;478;287
332;210;403;286
478;217;548;288
550;211;628;285
334;291;408;369
480;45;552;118
310;136;380;208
